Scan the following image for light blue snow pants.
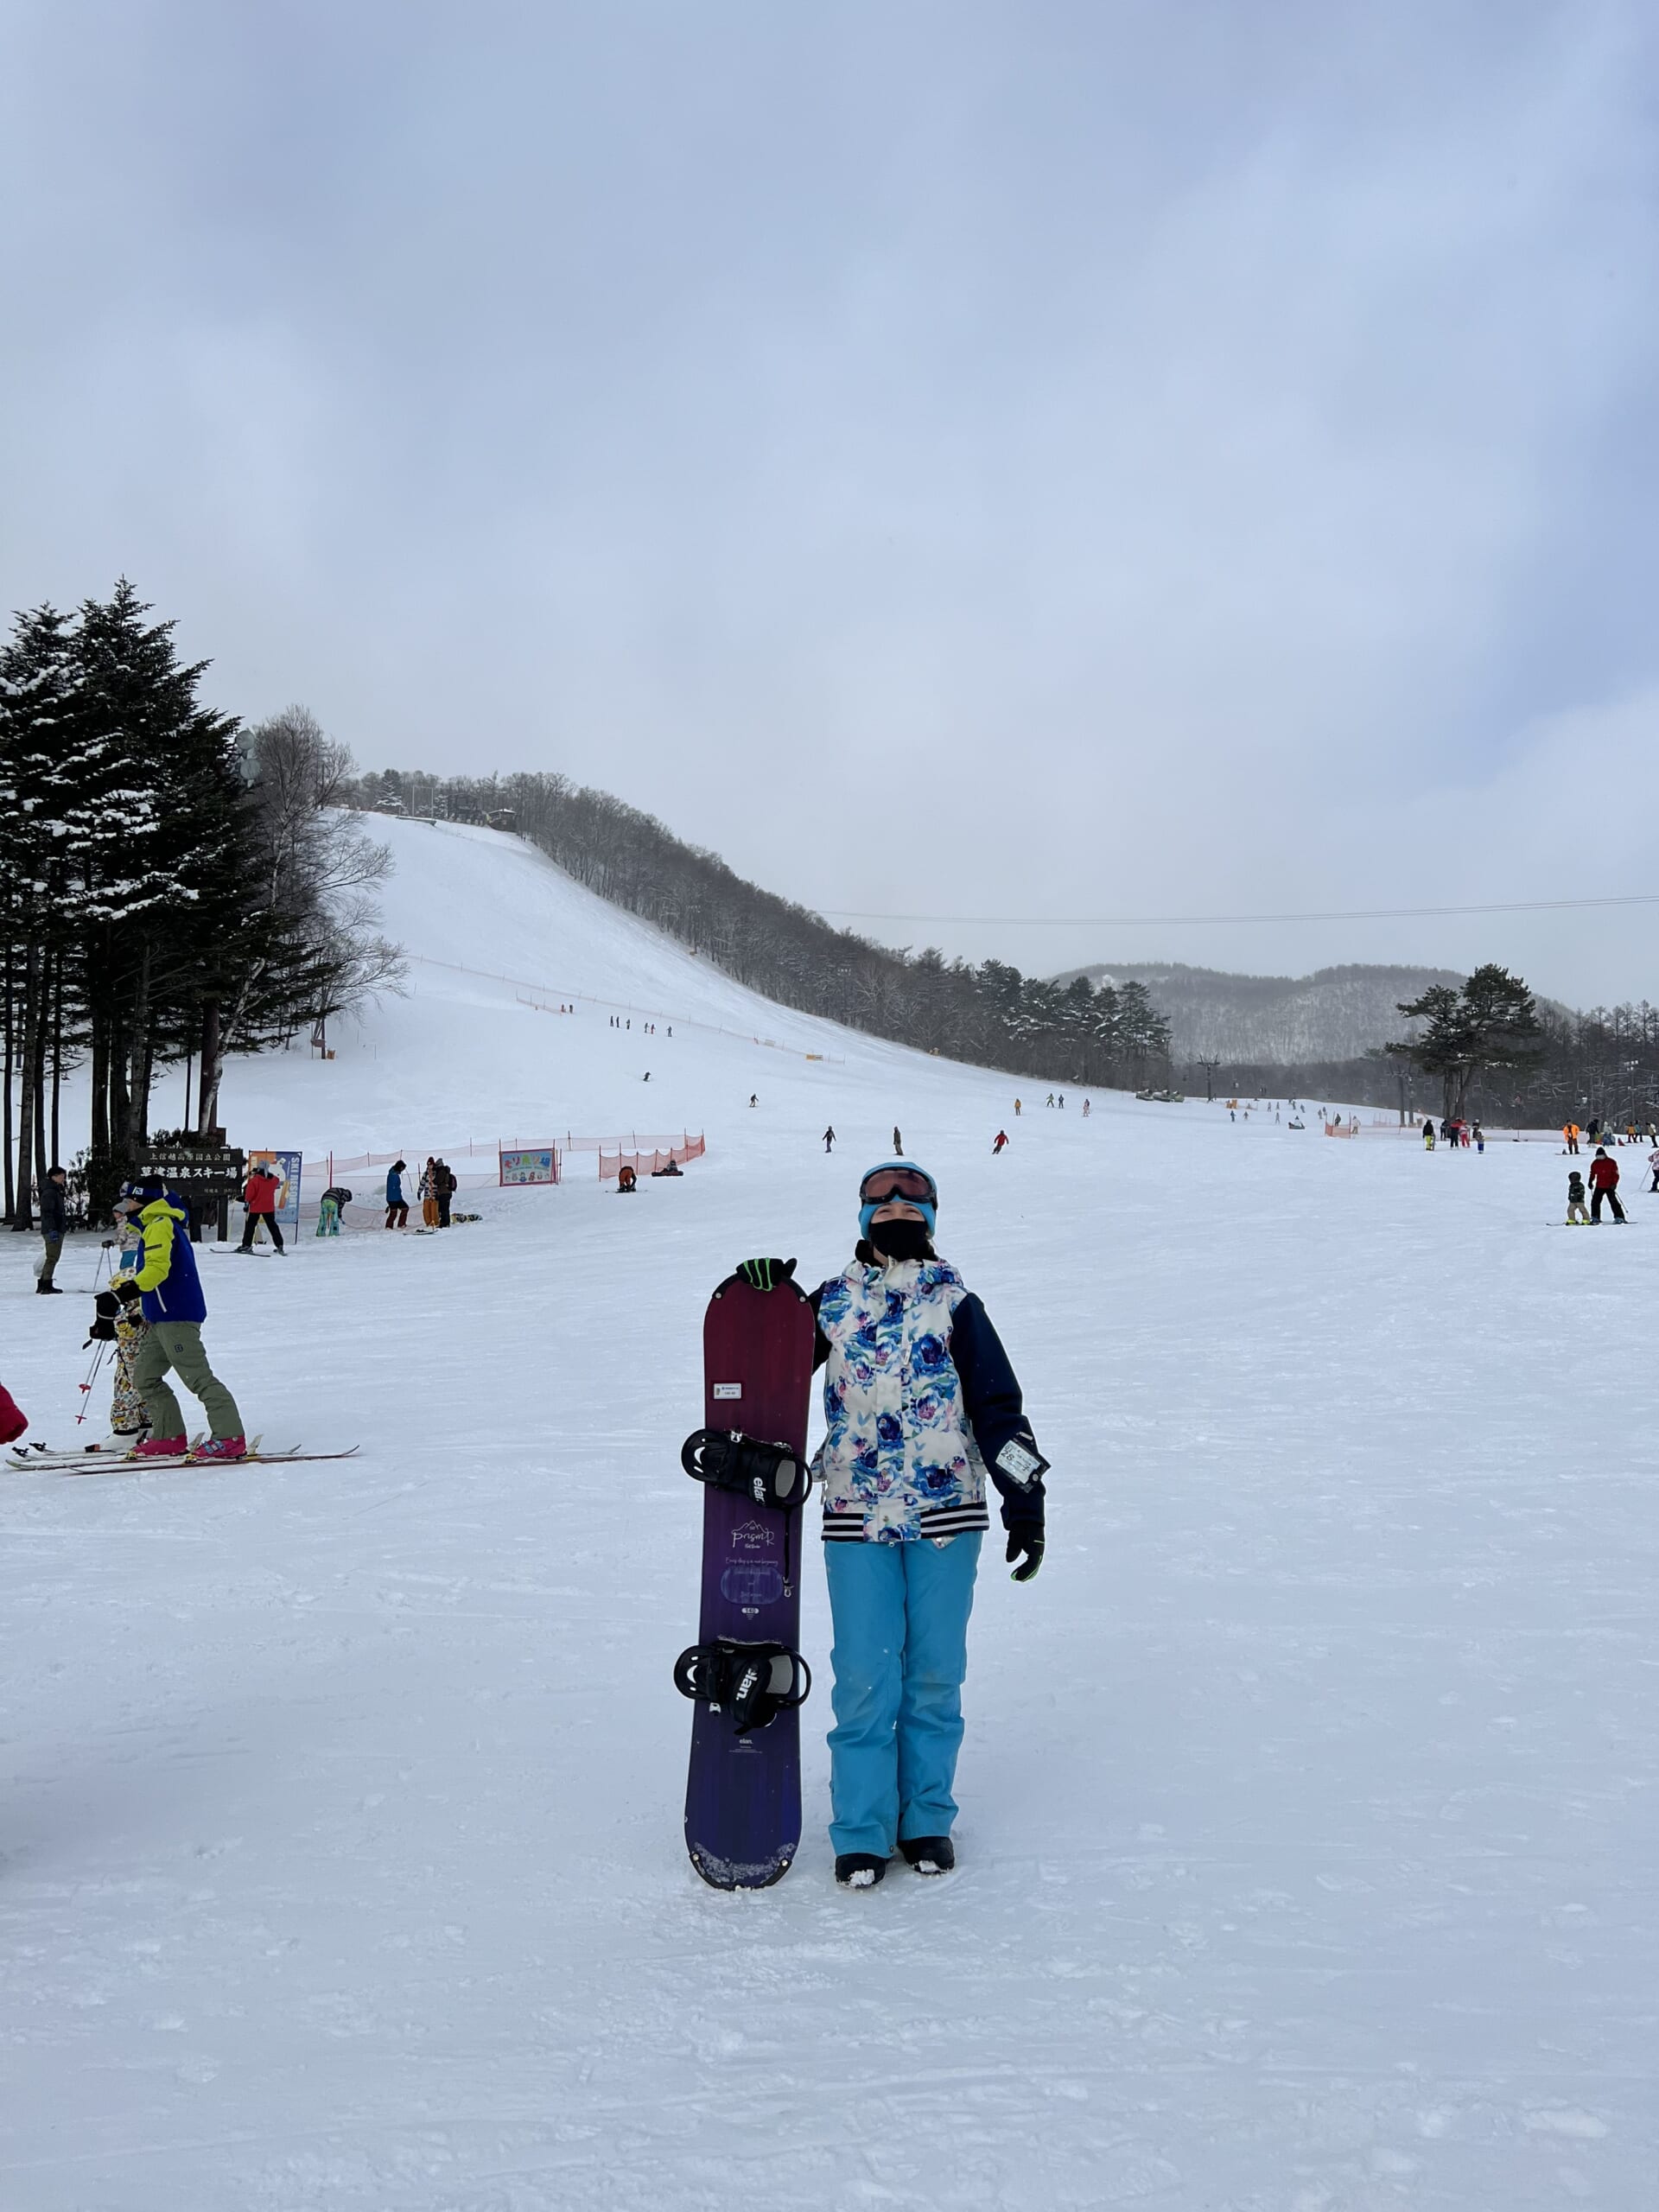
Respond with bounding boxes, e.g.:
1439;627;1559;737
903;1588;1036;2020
823;1532;982;1857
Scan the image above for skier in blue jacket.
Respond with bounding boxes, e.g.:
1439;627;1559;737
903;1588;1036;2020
741;1159;1047;1888
113;1183;245;1459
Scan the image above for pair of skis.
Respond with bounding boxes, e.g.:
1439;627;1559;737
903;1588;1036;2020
676;1272;817;1891
7;1434;359;1473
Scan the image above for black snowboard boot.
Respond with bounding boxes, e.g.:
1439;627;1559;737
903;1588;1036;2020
899;1836;955;1875
835;1853;887;1889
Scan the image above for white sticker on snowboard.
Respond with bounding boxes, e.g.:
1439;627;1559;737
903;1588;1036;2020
713;1382;741;1401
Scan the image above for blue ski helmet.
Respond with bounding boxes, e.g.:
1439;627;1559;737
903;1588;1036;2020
858;1159;938;1242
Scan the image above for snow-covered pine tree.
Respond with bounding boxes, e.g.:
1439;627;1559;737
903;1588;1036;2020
0;603;80;1226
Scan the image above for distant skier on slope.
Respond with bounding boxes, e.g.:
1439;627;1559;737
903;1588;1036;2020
823;1127;836;1154
737;1158;1048;1891
1648;1145;1659;1193
1588;1147;1626;1224
992;1130;1008;1154
1567;1169;1590;1224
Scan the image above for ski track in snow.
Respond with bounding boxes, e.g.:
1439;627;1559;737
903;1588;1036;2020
2;821;1656;2209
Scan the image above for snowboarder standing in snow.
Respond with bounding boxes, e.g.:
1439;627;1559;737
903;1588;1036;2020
117;1182;246;1459
36;1164;68;1294
741;1159;1047;1890
823;1127;836;1153
1587;1147;1626;1223
892;1125;903;1154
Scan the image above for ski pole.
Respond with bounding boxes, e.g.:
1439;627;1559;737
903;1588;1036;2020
74;1340;110;1425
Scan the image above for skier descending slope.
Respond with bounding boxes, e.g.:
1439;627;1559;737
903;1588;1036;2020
741;1159;1048;1889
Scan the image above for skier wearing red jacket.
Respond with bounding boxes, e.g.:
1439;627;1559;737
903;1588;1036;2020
1587;1147;1627;1224
239;1162;287;1254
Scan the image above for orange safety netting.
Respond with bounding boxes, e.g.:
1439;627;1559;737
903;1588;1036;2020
600;1135;705;1180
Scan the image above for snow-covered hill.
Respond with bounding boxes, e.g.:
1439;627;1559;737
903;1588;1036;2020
214;814;1030;1179
1055;957;1465;1065
3;821;1655;2209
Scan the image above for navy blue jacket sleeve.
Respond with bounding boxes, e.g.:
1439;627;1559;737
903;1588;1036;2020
949;1294;1046;1522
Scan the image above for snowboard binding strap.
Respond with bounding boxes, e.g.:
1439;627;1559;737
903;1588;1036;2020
673;1639;812;1735
681;1427;813;1511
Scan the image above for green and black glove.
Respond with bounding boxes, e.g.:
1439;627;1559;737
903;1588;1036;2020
737;1257;797;1292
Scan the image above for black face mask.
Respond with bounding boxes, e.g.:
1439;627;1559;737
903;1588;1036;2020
870;1217;931;1262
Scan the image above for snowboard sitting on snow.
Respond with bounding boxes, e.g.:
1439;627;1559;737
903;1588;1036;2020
674;1269;817;1890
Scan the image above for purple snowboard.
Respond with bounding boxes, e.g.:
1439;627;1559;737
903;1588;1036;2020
683;1272;817;1889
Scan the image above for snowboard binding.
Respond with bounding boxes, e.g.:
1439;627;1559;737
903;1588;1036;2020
681;1427;813;1511
673;1638;812;1736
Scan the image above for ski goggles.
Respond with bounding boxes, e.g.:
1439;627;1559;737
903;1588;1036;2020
858;1166;938;1208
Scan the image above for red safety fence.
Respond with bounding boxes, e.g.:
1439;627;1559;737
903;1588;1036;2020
293;1134;705;1204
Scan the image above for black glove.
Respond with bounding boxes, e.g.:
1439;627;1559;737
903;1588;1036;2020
115;1277;143;1306
997;1478;1046;1584
737;1257;797;1292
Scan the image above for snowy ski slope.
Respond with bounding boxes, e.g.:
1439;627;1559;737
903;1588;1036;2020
2;821;1655;2210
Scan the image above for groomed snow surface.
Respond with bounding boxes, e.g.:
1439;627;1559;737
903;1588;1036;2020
3;822;1655;2210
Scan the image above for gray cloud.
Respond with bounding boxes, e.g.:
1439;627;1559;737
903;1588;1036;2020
3;0;1656;1005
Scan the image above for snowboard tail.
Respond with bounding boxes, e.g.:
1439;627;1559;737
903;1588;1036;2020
680;1273;817;1890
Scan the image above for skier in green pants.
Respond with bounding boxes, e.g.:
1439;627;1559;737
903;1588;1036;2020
113;1182;246;1461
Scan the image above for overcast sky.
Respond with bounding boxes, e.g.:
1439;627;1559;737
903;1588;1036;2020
3;1;1656;1006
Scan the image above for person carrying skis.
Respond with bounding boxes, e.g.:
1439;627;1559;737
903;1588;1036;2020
1587;1147;1626;1223
1567;1169;1590;1224
115;1181;246;1459
992;1129;1009;1154
740;1158;1048;1890
239;1162;286;1254
385;1160;409;1230
37;1163;69;1294
823;1127;836;1154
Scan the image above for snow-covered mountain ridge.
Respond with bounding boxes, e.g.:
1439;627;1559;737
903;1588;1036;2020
1052;957;1463;1064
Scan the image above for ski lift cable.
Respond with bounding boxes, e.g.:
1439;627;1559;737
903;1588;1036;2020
813;893;1659;928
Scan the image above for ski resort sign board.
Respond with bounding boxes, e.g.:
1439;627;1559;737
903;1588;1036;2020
499;1146;559;1187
